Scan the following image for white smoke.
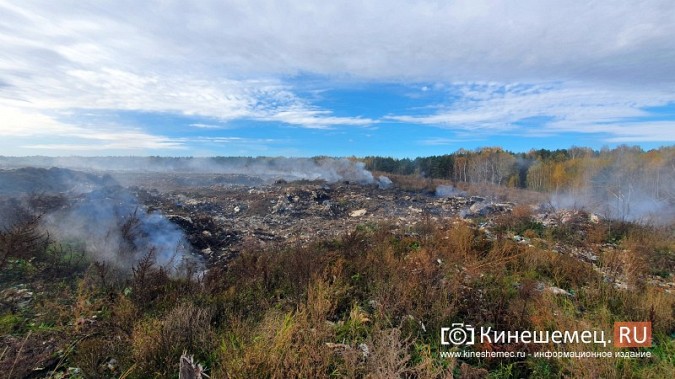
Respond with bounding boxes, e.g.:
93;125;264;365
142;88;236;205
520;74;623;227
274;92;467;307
0;167;200;272
550;188;674;225
0;156;380;185
549;150;675;224
377;176;393;189
43;186;199;272
435;185;466;197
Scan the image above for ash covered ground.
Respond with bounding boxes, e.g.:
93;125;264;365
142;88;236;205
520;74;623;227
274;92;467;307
120;173;499;265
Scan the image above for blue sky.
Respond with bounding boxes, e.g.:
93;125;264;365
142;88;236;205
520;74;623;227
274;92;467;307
1;1;674;158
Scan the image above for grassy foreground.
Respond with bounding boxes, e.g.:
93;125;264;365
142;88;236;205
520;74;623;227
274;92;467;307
1;208;674;378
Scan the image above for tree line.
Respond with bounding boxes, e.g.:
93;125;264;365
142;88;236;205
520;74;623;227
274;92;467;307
362;145;675;201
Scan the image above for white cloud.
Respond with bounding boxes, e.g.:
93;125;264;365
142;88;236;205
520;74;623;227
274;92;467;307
183;136;294;156
3;1;674;90
190;123;229;129
22;139;183;151
4;0;672;83
389;83;675;142
0;102;185;154
418;137;476;146
264;108;376;129
0;103;81;137
548;121;675;143
1;0;674;154
0;1;381;143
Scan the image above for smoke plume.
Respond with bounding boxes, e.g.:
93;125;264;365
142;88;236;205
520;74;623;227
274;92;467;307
550;149;675;224
0;156;381;184
0;167;199;272
44;186;197;271
435;184;466;197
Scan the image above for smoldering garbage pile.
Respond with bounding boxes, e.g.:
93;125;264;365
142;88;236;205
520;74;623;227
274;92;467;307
0;158;391;272
435;184;466;197
0;167;199;272
44;187;198;272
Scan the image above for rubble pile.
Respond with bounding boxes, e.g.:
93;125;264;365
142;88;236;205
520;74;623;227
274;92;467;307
126;177;514;264
531;209;674;293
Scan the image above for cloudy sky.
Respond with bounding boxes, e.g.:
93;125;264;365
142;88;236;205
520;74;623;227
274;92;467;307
1;0;674;157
